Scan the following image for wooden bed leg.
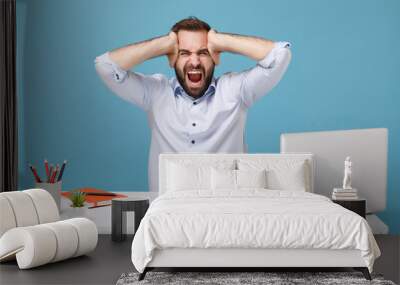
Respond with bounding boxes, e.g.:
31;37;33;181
354;267;371;280
138;268;148;281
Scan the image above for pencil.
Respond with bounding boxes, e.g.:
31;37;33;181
44;159;50;181
50;167;58;183
29;164;42;183
47;164;54;183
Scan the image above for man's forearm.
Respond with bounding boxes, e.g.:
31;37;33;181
109;35;173;70
213;32;275;61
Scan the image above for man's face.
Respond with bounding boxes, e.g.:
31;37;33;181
174;30;215;99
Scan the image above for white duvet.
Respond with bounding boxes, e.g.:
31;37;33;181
131;189;380;273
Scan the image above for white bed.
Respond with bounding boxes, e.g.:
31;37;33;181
131;153;380;280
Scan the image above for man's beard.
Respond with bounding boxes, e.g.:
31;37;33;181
174;64;214;99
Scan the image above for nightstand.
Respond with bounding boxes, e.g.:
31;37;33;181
111;198;149;242
332;198;366;218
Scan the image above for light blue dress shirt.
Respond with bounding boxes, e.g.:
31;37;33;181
94;41;292;192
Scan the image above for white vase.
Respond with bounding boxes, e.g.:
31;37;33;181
67;206;88;218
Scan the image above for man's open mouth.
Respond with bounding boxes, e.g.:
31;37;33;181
187;70;203;85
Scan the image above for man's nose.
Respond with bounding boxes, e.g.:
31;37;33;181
189;54;200;66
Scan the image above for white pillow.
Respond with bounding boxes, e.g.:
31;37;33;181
211;168;268;190
167;162;209;191
269;163;307;191
237;159;309;192
166;160;236;192
237;169;267;188
211;168;236;189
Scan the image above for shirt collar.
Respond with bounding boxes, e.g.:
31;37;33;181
173;76;217;101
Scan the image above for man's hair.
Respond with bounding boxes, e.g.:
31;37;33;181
171;16;211;33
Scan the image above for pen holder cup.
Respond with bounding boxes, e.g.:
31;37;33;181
35;181;62;211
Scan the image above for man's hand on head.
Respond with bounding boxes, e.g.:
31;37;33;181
167;31;179;68
207;29;221;65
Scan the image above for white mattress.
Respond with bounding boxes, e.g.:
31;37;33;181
131;189;380;273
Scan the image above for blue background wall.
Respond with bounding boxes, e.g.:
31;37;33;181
16;0;399;233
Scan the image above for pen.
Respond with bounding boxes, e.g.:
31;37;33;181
57;160;67;182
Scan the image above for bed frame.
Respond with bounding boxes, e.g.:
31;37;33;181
140;248;370;280
138;153;372;281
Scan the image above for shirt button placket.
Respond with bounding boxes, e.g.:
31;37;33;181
191;101;197;145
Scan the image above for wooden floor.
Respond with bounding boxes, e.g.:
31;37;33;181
0;235;398;285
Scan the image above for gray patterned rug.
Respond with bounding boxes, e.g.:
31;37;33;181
116;271;396;285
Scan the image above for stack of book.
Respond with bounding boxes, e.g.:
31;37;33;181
332;188;358;200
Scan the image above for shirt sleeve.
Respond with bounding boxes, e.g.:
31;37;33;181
94;51;165;111
223;41;292;108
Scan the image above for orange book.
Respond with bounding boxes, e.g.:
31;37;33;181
61;188;127;208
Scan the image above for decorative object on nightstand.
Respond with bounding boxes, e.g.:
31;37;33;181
112;198;149;242
332;156;359;200
332;198;366;218
342;156;352;190
332;157;366;218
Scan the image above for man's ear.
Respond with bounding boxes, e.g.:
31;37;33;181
167;31;179;68
212;52;221;66
167;53;178;68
